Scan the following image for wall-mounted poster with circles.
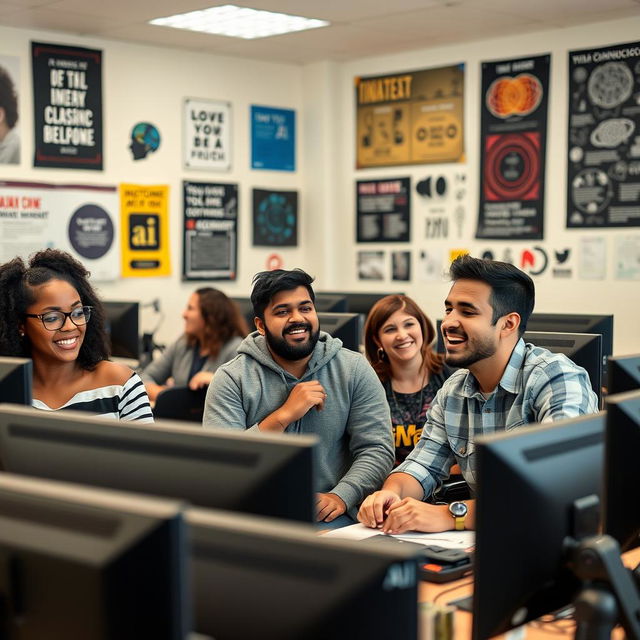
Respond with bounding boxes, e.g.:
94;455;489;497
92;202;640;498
476;54;549;241
252;188;298;247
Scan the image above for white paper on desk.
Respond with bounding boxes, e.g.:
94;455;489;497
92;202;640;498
323;523;475;549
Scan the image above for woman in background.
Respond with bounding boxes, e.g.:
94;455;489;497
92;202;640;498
0;249;153;421
141;287;248;402
364;294;450;466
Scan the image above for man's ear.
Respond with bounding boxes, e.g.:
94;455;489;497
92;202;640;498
254;317;265;336
501;312;521;337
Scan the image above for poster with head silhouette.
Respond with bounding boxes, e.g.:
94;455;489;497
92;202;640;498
184;98;231;171
0;54;20;165
129;122;160;160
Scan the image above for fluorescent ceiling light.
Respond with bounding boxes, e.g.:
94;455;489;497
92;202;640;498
149;4;330;39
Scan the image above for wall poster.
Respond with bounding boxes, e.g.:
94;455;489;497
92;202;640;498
567;41;640;228
0;54;20;165
252;188;298;246
183;181;238;281
355;64;464;169
476;54;550;240
183;98;231;171
251;105;295;171
31;42;103;170
356;177;411;243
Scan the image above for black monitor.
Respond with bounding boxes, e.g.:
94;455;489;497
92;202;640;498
0;357;32;405
607;354;640;395
230;296;255;334
473;413;606;638
313;293;348;313
186;507;420;639
0;405;317;523
318;291;403;316
523;331;602;403
104;300;140;359
0;472;188;639
603;390;640;553
317;312;361;352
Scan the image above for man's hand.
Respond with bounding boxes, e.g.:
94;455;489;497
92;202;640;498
189;371;214;390
357;490;402;529
259;381;327;432
316;492;346;522
381;498;451;534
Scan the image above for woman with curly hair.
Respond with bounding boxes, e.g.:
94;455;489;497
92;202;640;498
364;294;451;466
141;287;248;402
0;249;153;421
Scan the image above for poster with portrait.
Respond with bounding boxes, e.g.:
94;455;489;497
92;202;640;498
476;54;550;240
120;184;171;277
252;188;298;247
183;181;238;281
183;98;231;171
355;64;464;169
356;177;411;243
31;42;103;170
0;181;118;280
251;105;295;171
0;54;20;165
567;41;640;228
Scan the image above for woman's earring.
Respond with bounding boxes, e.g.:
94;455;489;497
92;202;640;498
19;330;25;337
377;347;386;361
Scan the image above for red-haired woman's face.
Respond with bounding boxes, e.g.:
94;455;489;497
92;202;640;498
182;293;206;339
376;309;423;369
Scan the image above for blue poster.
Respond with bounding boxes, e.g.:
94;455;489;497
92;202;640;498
251;105;295;171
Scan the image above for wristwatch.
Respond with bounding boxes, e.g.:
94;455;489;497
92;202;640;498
448;501;468;531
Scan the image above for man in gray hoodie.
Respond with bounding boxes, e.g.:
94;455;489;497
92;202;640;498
203;268;394;525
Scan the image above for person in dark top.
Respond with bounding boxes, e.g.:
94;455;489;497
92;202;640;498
364;294;451;466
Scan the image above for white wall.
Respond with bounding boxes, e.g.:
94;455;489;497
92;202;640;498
1;17;639;354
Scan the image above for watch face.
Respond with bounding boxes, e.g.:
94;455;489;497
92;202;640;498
449;502;467;517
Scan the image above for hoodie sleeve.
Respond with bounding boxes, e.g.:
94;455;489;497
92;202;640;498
329;356;394;512
203;366;259;431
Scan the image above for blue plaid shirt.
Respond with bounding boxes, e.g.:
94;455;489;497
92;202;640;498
392;338;600;499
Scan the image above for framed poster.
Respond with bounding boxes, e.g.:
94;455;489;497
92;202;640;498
252;188;298;246
356;177;411;243
251;105;295;171
184;98;231;171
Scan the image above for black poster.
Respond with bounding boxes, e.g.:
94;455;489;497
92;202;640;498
567;41;640;228
476;54;550;240
252;189;298;247
183;181;238;281
356;177;411;243
32;41;103;170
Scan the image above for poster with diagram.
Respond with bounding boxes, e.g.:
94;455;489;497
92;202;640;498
567;41;640;228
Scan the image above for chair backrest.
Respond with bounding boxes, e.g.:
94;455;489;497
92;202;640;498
153;386;207;423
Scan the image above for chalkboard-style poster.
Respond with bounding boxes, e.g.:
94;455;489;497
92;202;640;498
32;41;103;170
183;181;238;281
356;177;411;243
476;54;550;240
567;41;640;228
252;188;298;246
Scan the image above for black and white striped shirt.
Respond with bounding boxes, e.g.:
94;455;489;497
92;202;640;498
32;372;154;422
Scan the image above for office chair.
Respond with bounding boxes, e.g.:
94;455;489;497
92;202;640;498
153;386;207;423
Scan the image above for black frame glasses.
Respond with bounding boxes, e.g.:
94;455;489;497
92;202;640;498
24;306;93;331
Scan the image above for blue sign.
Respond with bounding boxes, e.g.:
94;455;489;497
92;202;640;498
251;105;295;171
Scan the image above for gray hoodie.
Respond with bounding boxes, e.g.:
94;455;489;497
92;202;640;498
203;331;394;514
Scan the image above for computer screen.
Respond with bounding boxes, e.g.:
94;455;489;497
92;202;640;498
603;389;640;553
186;507;420;639
0;405;317;523
0;357;32;405
103;300;140;359
473;413;606;639
607;354;640;395
313;293;348;312
317;312;361;352
523;331;602;403
318;291;403;316
230;296;256;334
0;472;188;639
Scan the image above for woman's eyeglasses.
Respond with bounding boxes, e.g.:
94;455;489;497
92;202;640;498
24;306;93;331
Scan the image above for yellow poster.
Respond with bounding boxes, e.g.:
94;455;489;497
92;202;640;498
120;183;171;277
355;65;465;168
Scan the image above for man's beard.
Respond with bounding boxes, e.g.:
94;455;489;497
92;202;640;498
265;322;320;361
444;332;497;369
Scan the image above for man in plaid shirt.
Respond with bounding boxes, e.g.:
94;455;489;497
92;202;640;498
358;255;599;533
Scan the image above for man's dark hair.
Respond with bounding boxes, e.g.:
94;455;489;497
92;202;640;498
449;255;535;336
0;66;18;129
250;269;315;320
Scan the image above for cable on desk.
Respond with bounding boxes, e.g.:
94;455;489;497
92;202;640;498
433;579;474;605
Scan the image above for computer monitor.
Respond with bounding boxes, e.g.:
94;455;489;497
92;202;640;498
0;472;188;639
318;291;403;316
523;331;602;403
0;357;32;405
473;413;606;639
186;507;420;639
103;300;140;359
313;293;348;313
0;405;317;523
230;296;256;334
607;354;640;395
317;312;361;352
603;389;640;553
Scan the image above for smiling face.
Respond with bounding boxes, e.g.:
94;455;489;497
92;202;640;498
22;279;86;366
441;279;501;370
255;286;320;362
377;308;424;369
182;292;206;340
